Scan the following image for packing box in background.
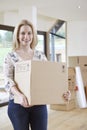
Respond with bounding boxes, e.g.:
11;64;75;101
68;56;79;67
68;56;87;86
68;67;76;91
68;56;87;67
50;99;76;111
68;67;76;100
84;86;87;100
14;60;68;105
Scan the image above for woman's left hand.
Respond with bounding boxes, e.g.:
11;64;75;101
62;90;71;101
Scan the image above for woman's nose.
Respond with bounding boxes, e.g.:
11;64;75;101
25;34;29;39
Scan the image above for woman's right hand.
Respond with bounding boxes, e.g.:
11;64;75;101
18;93;30;107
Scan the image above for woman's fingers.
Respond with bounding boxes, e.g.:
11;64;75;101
63;90;71;101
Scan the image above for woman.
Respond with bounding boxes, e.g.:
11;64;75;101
3;19;70;130
3;19;48;130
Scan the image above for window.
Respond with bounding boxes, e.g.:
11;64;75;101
0;25;14;106
0;25;14;88
37;31;47;56
49;20;66;62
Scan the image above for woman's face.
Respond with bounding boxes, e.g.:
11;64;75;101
19;25;33;48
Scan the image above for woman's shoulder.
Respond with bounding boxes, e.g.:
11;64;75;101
5;51;19;62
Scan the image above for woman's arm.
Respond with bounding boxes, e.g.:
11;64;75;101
11;85;29;107
3;53;29;107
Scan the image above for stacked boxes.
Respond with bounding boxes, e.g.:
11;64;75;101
68;67;76;100
68;56;87;98
50;99;76;111
68;56;87;85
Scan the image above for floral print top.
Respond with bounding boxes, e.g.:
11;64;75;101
3;50;47;100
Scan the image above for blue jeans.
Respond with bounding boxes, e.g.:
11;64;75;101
8;100;48;130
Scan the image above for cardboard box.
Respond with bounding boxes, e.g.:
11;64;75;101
79;56;87;67
50;99;76;111
84;86;87;100
68;56;87;86
68;67;76;100
68;56;79;67
68;56;87;67
68;67;76;91
14;60;68;105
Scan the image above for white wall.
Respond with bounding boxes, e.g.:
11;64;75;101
4;11;18;26
0;6;37;27
0;13;4;24
67;21;87;56
0;6;57;32
37;15;57;32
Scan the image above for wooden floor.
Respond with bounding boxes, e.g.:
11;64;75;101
0;105;87;130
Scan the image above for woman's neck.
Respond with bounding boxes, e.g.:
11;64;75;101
15;47;34;60
19;46;32;53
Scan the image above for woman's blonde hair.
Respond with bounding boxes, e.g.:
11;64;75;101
13;19;38;50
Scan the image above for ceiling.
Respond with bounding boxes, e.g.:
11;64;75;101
0;0;87;21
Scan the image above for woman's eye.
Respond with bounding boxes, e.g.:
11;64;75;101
21;32;25;35
20;32;32;35
28;32;32;35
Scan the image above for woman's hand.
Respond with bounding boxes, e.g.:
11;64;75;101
18;93;30;107
14;93;33;107
11;85;32;107
62;90;71;102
